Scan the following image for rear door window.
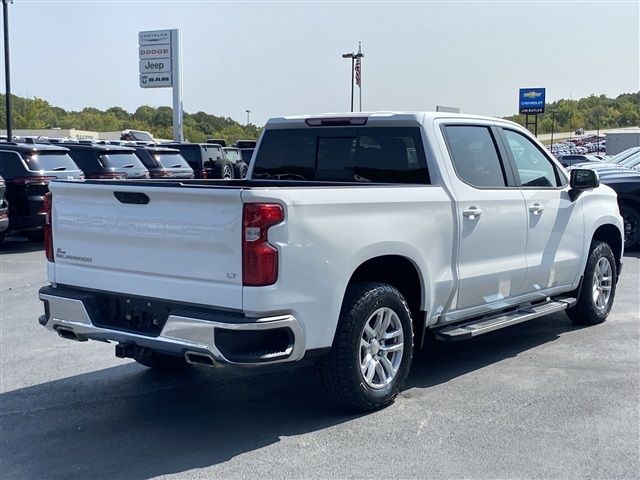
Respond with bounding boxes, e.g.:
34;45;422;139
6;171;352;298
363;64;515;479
442;125;507;188
253;127;429;183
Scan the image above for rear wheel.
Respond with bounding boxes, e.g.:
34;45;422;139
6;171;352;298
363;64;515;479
320;282;414;411
133;351;190;370
620;204;640;249
212;159;234;180
566;240;617;325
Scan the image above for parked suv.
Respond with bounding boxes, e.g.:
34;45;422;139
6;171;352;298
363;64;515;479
63;143;150;179
0;175;8;243
163;142;234;179
132;146;194;179
222;147;249;178
0;143;84;240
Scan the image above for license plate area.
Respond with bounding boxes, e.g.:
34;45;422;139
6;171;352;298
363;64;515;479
92;293;171;337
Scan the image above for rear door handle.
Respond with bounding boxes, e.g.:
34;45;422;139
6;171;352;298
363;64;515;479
529;203;545;215
462;207;483;220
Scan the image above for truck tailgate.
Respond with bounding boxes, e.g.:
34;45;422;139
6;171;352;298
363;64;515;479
49;181;243;310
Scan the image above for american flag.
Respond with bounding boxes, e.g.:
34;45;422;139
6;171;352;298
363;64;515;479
355;57;361;87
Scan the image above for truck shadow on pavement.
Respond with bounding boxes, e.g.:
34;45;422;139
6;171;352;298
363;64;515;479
0;236;44;255
0;313;581;479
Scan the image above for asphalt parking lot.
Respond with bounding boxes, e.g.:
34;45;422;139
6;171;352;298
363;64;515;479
1;236;639;480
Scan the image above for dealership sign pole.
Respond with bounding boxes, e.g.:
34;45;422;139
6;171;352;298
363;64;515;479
139;29;183;142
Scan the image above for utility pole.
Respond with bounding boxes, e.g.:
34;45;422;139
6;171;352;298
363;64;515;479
2;0;13;141
246;109;251;125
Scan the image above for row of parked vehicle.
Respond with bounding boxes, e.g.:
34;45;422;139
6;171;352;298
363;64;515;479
566;146;640;249
550;136;606;157
0;138;257;242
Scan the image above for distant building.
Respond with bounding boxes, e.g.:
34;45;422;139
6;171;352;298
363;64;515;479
606;128;640;156
0;128;100;140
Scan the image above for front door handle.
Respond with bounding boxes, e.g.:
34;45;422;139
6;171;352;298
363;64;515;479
529;203;545;215
462;207;483;220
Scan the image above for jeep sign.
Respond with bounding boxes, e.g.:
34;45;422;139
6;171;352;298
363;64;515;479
139;59;171;74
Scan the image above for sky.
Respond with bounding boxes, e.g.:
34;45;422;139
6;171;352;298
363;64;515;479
2;0;639;126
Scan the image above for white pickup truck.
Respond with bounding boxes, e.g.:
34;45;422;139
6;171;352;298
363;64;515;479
39;112;624;411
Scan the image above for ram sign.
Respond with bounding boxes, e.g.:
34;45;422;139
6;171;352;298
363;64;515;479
519;88;546;114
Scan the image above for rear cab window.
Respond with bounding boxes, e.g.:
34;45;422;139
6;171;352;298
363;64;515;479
253;127;429;184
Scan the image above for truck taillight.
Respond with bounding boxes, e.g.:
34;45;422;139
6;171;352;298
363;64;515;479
242;203;284;286
44;192;54;262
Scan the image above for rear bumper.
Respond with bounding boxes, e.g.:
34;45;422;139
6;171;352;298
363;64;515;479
38;286;306;366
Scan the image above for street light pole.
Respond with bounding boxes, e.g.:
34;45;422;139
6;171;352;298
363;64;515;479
2;0;13;141
342;52;355;112
550;111;555;151
246;109;250;125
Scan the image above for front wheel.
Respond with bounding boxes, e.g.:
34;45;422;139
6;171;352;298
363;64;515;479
320;282;414;411
566;240;617;325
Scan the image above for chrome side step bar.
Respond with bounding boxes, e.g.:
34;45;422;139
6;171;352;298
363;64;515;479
435;297;577;342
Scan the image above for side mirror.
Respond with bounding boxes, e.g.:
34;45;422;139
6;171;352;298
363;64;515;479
569;169;599;201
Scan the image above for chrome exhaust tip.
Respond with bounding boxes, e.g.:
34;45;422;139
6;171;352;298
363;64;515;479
184;351;217;367
55;326;86;342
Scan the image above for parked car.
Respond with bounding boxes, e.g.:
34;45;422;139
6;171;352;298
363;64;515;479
557;154;603;168
239;148;254;165
0;175;8;243
222;147;249;178
234;139;257;149
63;143;150;179
596;169;640;248
206;138;226;147
132;145;194;179
163;142;234;179
0;143;84;240
39;112;624;411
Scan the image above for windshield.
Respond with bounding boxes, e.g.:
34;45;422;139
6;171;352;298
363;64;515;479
253;127;429;183
100;152;147;169
620;152;640;167
155;153;191;169
24;152;80;172
223;149;242;162
610;147;640;164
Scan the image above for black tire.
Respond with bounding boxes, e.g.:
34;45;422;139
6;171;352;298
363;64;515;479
320;282;414;411
212;159;234;180
133;351;190;370
620;204;640;249
234;161;249;179
566;240;617;325
24;230;44;242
